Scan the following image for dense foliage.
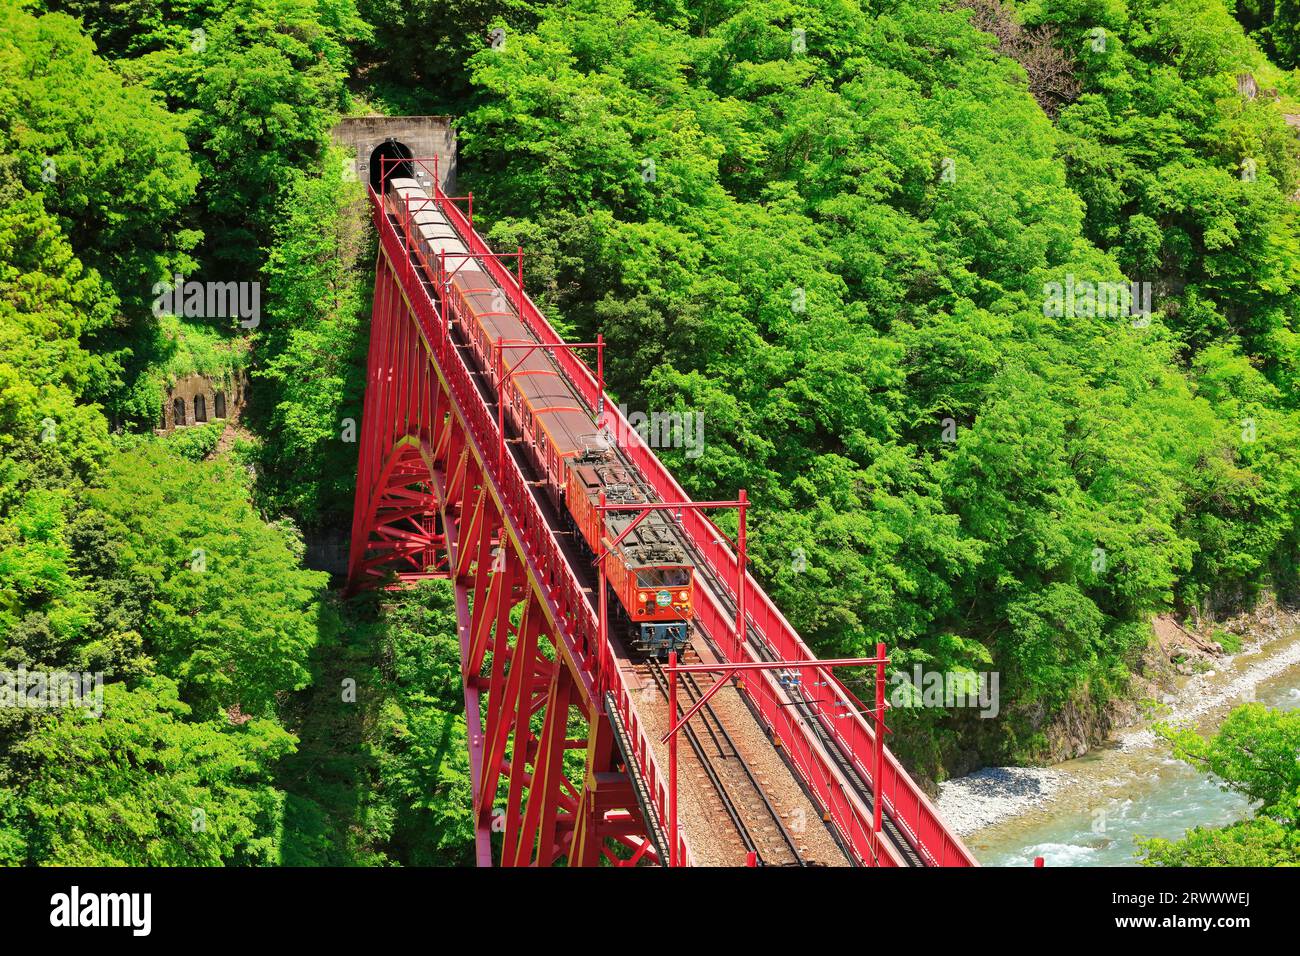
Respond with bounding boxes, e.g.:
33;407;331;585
276;583;474;866
252;161;372;526
1;2;199;423
7;677;296;866
2;0;1299;867
0;0;473;866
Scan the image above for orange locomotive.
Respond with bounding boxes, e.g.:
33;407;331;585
566;446;693;655
386;175;694;658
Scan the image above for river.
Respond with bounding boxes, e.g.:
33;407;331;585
941;627;1300;867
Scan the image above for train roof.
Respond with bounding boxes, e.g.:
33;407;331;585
453;274;594;457
607;510;692;569
418;220;473;261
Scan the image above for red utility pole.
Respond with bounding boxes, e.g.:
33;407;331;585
668;649;680;868
874;641;886;858
736;489;748;657
598;489;609;688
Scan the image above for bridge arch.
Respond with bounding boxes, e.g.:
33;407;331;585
349;432;448;584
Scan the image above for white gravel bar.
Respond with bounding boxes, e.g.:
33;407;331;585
937;767;1067;837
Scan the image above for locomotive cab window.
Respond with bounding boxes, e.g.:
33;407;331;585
636;568;690;588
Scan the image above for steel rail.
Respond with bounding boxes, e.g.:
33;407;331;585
642;658;757;860
677;668;807;867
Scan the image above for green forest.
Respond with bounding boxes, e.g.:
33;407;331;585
1;0;1299;866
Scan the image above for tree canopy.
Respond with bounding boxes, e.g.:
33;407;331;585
3;0;1300;865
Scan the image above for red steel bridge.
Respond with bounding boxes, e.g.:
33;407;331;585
346;153;977;868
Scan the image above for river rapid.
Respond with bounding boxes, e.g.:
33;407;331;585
937;627;1300;866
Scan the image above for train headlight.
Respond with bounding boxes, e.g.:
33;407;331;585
678;591;688;602
639;591;652;603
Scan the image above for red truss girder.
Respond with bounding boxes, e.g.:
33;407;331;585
347;231;670;866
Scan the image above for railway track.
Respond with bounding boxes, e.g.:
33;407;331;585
642;654;806;867
683;553;927;867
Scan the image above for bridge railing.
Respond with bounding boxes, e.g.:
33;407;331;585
371;184;690;867
423;169;976;868
605;673;694;866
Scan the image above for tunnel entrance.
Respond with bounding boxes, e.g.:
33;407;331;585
369;139;414;193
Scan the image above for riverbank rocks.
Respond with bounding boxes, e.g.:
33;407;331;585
1153;614;1221;669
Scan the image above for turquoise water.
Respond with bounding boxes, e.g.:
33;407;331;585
966;651;1300;867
